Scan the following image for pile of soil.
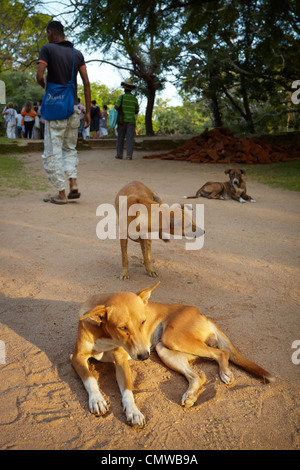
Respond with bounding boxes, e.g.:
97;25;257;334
143;127;300;164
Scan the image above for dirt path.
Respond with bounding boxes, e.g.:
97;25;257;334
0;148;299;450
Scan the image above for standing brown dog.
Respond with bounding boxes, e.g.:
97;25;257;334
184;169;256;203
115;181;204;279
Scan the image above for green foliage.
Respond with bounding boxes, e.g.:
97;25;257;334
154;98;210;135
178;0;300;133
0;70;44;110
72;0;183;134
0;0;51;71
77;81;122;109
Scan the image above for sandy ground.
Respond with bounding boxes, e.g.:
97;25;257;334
0;147;299;451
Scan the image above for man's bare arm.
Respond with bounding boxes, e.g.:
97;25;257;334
79;67;91;128
36;62;47;89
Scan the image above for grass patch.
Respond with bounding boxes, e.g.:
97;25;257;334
0;137;23;144
245;161;300;192
0;153;49;196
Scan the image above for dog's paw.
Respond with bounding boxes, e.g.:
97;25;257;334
182;391;198;408
126;407;146;427
122;390;146;427
89;392;110;416
146;268;159;278
239;197;246;203
250;199;256;203
120;270;129;280
220;370;233;384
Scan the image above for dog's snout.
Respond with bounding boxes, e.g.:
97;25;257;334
232;178;238;185
137;351;150;361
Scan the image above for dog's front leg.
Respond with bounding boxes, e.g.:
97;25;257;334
72;353;110;416
120;239;129;279
243;194;256;203
113;348;146;427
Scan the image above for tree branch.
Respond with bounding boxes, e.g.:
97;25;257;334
85;58;134;73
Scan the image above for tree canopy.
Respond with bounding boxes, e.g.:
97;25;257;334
70;0;299;134
0;0;51;71
178;0;300;133
71;0;185;135
1;0;299;135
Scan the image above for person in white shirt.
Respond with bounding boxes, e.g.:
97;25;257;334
2;102;18;138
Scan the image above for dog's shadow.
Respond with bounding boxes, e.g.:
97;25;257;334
0;294;108;419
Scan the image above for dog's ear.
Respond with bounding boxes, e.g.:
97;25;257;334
79;305;108;323
137;281;160;304
240;169;246;174
224;169;231;174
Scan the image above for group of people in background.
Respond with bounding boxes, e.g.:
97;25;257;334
2;100;44;140
2;98;109;141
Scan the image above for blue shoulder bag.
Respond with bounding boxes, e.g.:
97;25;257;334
40;46;75;120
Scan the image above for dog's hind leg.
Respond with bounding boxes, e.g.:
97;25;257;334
156;342;206;408
162;327;233;385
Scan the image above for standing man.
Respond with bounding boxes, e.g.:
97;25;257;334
115;78;139;160
36;21;91;205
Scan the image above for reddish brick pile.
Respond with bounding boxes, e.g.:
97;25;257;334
143;127;300;164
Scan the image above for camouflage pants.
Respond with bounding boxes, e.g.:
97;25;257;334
42;106;80;191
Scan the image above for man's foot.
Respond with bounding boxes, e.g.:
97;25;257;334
67;189;81;200
68;178;81;199
43;189;67;205
43;195;68;205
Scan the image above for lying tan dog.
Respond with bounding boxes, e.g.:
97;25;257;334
184;168;256;203
71;282;274;426
115;181;204;279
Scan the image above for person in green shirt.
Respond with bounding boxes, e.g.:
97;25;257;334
115;78;139;160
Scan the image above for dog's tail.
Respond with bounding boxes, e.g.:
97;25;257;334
210;321;275;382
183;195;198;199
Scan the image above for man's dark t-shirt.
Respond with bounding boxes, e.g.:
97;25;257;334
38;41;86;104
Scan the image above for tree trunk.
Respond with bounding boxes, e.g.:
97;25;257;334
240;75;255;133
210;96;223;128
145;82;156;136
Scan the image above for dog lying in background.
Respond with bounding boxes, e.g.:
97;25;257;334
71;282;274;427
115;181;204;279
184;169;256;203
